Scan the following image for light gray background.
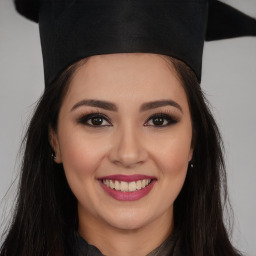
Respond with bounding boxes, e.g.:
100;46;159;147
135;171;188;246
0;0;255;255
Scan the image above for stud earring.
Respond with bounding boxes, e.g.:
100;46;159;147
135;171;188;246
51;152;56;160
189;161;194;168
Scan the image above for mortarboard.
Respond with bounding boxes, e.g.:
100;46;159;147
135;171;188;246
15;0;256;87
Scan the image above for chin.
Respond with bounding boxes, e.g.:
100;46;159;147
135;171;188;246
98;206;160;231
108;215;150;231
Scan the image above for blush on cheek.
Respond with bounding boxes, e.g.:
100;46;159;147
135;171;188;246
62;150;98;178
158;151;189;200
157;146;190;173
59;131;106;172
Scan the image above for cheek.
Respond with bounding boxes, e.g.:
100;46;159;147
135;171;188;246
57;128;110;213
58;127;109;180
151;131;192;175
148;129;192;198
158;145;189;195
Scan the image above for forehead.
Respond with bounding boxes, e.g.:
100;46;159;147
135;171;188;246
65;53;187;108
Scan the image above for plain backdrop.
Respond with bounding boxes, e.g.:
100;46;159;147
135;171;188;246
0;0;255;255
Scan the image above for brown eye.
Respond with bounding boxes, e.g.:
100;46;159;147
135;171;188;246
91;117;104;126
78;113;112;127
144;114;178;127
152;117;165;126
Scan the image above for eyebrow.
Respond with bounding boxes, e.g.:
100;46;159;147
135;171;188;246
140;100;183;113
71;99;183;113
71;99;118;112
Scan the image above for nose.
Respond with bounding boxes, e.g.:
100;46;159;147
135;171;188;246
108;125;148;168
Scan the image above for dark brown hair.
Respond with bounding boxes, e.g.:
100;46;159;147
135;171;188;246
0;57;241;256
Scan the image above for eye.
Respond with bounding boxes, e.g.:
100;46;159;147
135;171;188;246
78;113;112;127
144;113;178;127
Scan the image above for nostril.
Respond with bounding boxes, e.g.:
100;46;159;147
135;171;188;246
112;159;145;169
108;134;149;167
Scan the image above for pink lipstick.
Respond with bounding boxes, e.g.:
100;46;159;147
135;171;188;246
98;174;157;201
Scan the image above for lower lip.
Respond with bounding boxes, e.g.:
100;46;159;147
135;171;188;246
99;180;156;201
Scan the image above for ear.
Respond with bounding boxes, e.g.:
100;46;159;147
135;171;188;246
189;147;194;162
49;127;62;163
189;128;196;162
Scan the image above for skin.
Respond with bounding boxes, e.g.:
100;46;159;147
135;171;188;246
50;53;193;256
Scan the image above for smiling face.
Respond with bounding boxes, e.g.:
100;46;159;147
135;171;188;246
51;53;193;237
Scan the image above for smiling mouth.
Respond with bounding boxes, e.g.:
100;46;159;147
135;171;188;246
101;179;152;192
98;175;157;201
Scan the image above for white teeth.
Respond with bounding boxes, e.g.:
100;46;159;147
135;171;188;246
136;180;142;190
120;181;129;192
114;180;120;191
109;180;115;189
103;179;152;192
129;181;136;192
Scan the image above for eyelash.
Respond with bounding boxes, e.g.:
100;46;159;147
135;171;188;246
145;113;178;127
78;113;112;127
77;112;178;128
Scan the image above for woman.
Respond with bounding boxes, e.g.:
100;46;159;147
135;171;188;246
1;1;256;255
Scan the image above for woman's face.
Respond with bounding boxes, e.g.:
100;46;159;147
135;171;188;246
51;53;193;233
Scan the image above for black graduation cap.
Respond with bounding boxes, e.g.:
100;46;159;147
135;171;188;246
15;0;256;87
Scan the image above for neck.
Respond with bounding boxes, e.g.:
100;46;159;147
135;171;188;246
78;207;174;256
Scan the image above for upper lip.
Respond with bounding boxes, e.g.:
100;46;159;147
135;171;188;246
97;174;157;182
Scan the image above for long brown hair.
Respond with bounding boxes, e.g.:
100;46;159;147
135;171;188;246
0;57;241;256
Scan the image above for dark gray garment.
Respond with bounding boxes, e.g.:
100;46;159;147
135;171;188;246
76;231;183;256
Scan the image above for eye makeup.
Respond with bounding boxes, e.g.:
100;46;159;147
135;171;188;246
144;113;178;127
77;112;112;127
76;109;180;129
